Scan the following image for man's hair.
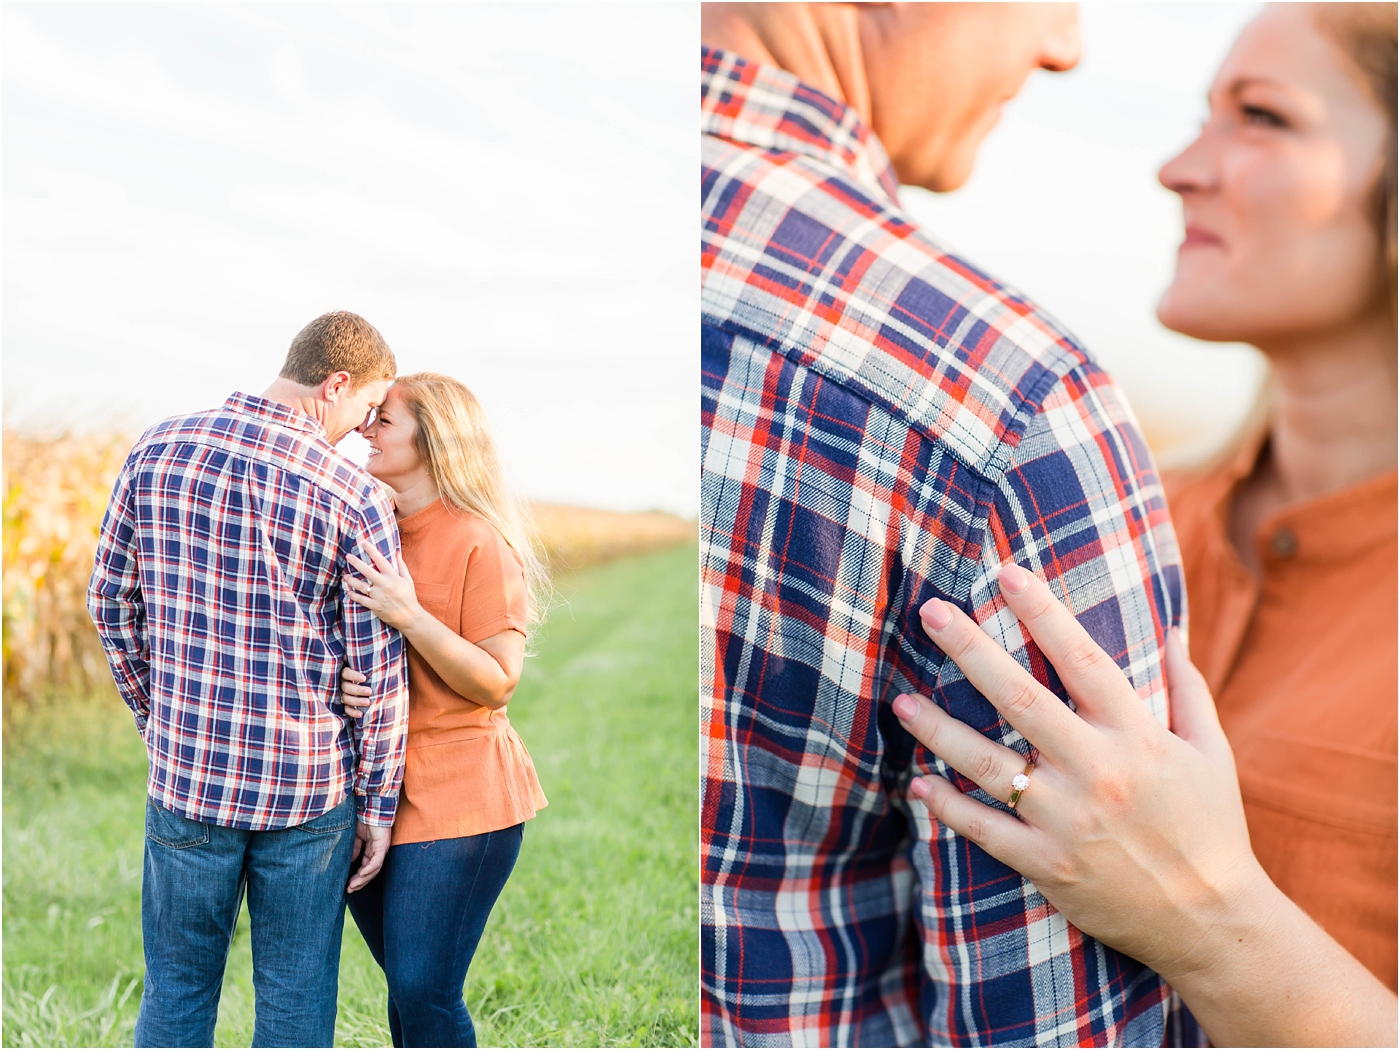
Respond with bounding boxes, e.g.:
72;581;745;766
279;311;397;389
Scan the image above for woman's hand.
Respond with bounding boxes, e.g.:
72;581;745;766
341;666;371;720
343;546;425;633
345;543;525;711
894;563;1267;983
895;564;1398;1047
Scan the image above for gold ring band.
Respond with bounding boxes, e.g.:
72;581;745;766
1007;760;1035;810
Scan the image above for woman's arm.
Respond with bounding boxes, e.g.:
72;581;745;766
342;547;524;710
895;563;1397;1048
400;620;523;710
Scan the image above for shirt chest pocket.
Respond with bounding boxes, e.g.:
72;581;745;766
1236;731;1397;836
415;582;454;626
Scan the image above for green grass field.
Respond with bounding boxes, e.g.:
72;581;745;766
2;543;698;1048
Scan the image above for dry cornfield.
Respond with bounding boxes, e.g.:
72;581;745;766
3;432;133;706
529;502;696;572
2;431;695;706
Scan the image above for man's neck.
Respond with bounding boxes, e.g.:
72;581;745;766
701;3;871;124
262;377;330;434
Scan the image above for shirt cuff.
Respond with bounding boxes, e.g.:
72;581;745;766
356;791;399;827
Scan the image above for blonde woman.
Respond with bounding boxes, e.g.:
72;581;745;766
338;371;548;1048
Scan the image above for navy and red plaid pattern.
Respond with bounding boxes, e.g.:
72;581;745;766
701;48;1185;1047
89;391;409;830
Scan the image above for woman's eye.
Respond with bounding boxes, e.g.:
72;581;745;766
1242;105;1285;128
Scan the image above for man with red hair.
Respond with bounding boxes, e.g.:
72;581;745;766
90;311;407;1047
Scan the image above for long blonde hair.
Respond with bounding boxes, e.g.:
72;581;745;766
392;371;549;629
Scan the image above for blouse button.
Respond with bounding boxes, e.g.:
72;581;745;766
1269;527;1298;558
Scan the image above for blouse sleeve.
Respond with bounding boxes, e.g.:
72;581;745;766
459;521;529;642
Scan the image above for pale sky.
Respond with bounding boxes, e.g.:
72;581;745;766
6;3;1266;516
4;3;697;515
907;2;1266;468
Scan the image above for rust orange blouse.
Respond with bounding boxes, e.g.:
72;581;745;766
1167;438;1397;989
391;499;547;846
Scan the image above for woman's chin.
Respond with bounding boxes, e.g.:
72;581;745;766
1156;282;1248;344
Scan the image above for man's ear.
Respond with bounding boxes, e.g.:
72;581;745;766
320;370;354;402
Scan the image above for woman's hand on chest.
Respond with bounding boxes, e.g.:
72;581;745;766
344;545;430;633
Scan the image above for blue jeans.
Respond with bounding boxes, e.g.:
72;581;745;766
134;795;357;1048
346;824;523;1048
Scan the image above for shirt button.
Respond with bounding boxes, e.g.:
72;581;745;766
1269;528;1298;558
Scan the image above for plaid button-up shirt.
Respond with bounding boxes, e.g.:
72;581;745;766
701;48;1186;1047
88;391;409;830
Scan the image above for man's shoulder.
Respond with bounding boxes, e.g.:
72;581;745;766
702;136;1092;478
128;403;386;514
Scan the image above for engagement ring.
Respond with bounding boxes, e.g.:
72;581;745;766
1008;761;1034;810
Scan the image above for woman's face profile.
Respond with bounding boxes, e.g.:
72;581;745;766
1155;3;1389;347
361;385;423;483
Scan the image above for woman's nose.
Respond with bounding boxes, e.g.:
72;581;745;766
1158;129;1216;197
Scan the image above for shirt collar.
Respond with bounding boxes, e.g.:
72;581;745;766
701;45;902;208
225;391;327;440
1205;425;1397;564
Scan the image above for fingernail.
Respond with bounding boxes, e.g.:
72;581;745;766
920;598;952;630
999;564;1030;594
909;777;930;800
892;694;919;721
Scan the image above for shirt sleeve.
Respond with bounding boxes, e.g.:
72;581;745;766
341;488;410;827
901;362;1184;1044
87;455;152;732
459;522;529;643
956;362;1183;731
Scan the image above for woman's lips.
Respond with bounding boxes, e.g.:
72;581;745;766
1181;225;1223;249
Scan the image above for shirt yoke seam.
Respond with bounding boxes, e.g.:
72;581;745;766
705;316;1083;490
130;428;385;518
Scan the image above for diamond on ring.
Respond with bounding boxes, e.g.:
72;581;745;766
1008;759;1035;810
